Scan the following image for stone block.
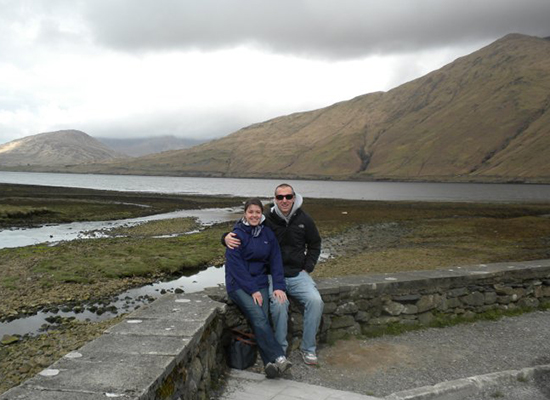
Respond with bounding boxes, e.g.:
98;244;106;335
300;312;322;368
382;301;405;316
322;302;337;314
402;304;419;315
417;312;434;325
497;295;512;304
437;296;449;311
331;315;356;329
447;297;461;308
335;302;358;315
518;297;540;309
393;294;421;302
484;292;497;304
460;292;485;306
416;295;439;313
355;311;371;322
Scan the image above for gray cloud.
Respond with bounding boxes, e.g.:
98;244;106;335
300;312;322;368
82;0;550;59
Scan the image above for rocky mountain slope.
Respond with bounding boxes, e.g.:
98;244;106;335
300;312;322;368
3;34;550;183
95;136;204;157
0;130;124;167
69;33;549;182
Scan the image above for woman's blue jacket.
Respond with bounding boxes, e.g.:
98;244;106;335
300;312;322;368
225;220;286;295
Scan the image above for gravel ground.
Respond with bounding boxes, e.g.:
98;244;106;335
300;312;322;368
281;310;550;398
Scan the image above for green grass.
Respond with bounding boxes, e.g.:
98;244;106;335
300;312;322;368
106;217;200;237
26;222;232;285
358;305;549;340
0;183;243;228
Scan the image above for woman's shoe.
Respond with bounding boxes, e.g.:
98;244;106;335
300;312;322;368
265;362;278;379
275;356;292;374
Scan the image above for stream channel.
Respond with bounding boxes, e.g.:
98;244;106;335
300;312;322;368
0;207;241;338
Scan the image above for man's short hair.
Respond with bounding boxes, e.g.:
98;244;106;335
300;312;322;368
275;183;295;195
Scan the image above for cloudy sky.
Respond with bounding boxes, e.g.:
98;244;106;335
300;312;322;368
0;0;549;145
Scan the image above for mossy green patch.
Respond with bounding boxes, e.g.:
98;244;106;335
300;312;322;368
106;217;200;237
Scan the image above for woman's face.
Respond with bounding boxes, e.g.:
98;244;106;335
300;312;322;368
244;204;263;227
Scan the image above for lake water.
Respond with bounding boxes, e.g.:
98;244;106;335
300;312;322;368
1;171;550;202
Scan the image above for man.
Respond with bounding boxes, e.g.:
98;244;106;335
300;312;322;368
224;183;323;365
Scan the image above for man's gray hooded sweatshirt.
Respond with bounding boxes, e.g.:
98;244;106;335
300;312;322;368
265;193;322;278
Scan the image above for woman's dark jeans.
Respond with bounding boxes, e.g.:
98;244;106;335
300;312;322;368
228;288;284;365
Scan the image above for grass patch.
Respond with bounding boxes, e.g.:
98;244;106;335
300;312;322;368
28;222;232;283
0;183;243;228
106;217;200;237
0;205;54;220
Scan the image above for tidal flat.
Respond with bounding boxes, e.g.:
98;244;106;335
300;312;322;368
1;183;550;393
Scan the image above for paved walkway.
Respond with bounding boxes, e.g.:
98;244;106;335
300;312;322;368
218;369;380;400
216;310;550;400
218;363;550;400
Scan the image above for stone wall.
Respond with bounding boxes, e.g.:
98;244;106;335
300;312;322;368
309;260;550;345
2;259;550;400
213;260;550;351
0;292;230;400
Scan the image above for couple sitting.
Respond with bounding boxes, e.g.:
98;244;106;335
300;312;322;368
224;183;324;378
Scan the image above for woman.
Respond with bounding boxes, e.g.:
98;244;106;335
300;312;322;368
225;197;292;378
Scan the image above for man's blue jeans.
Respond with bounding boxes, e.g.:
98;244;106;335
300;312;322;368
228;288;285;365
269;271;324;354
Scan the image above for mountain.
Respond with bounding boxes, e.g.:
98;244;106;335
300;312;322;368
95;136;205;157
66;33;549;183
6;34;550;183
0;130;125;167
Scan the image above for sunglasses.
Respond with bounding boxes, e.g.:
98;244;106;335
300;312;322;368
275;194;294;200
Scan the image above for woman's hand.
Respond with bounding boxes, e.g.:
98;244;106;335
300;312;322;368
225;232;241;250
272;289;287;304
252;291;263;306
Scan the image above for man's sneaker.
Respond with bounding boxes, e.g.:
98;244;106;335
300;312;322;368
301;351;318;365
275;356;293;374
265;362;278;379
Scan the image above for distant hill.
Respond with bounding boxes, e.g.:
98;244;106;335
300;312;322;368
0;130;125;167
5;34;550;183
95;136;205;157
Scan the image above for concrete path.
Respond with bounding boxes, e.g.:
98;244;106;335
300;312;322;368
217;365;550;400
217;369;380;400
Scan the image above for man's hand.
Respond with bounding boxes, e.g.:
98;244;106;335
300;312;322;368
272;289;288;304
225;232;241;250
252;291;263;306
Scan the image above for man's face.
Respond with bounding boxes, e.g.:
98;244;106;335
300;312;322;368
275;186;295;216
